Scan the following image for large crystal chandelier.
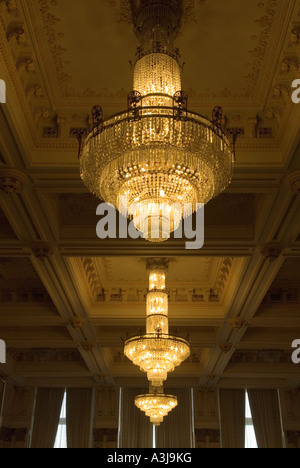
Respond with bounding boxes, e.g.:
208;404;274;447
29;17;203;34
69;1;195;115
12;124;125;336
80;0;234;242
124;258;190;386
135;390;178;426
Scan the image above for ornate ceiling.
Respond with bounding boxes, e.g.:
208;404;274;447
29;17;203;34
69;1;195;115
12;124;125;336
0;0;300;391
1;0;300;167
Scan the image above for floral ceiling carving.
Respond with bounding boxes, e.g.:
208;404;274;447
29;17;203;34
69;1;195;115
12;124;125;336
32;0;283;101
1;0;300;164
79;256;235;304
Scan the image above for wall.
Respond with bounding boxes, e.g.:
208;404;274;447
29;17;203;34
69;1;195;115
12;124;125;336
93;386;120;449
280;389;300;448
193;388;220;448
0;382;35;448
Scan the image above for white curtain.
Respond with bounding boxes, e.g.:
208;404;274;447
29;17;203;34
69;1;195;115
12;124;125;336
156;388;194;449
219;389;245;448
31;388;65;448
118;388;153;448
247;389;284;448
66;388;93;449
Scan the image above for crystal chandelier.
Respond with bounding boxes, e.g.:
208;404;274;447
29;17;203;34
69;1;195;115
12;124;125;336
80;0;234;242
135;390;178;426
124;258;190;386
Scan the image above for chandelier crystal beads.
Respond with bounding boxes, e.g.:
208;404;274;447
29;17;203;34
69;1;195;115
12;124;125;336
135;392;178;426
80;0;234;243
124;258;190;387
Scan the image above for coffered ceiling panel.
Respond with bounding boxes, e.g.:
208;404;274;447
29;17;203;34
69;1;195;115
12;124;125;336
27;0;137;104
179;0;288;104
0;257;43;285
0;206;17;239
95;256;222;288
37;190;266;246
273;257;300;286
23;0;290;106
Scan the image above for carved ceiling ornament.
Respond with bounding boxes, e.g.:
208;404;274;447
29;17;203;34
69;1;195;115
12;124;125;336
258;349;284;364
227;317;245;331
0;168;27;194
101;0;207;25
260;243;284;262
81;257;103;298
70;317;86;331
230;349;291;365
0;0;20;17
6;24;26;44
218;342;233;354
286;171;300;194
34;0;281;102
0;287;51;304
0;0;297;156
81;341;95;352
79;256;236;306
214;257;234;299
32;242;54;261
145;257;170;273
8;348;84;363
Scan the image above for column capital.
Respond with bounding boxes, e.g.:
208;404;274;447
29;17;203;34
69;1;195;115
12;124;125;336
0;168;27;194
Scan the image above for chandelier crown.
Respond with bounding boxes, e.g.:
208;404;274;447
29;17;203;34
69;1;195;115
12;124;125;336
131;0;183;53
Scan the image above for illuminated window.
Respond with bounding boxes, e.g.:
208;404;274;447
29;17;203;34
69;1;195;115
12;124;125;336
54;391;67;449
245;391;258;449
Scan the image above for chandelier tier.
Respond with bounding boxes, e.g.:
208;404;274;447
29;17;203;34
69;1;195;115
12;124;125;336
135;391;178;426
80;0;234;242
124;258;190;387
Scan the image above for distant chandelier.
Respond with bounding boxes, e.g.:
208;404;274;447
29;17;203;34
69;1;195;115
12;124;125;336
124;258;190;386
135;391;178;426
80;0;234;242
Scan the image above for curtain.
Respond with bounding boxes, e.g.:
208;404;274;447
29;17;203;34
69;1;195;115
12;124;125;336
66;388;93;449
0;379;6;428
118;388;153;448
247;389;284;448
219;389;245;448
156;388;194;449
31;388;65;448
